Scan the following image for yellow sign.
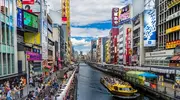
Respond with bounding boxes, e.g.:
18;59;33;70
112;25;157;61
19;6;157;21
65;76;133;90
166;25;180;34
24;32;40;45
166;40;180;49
17;0;23;8
168;0;180;8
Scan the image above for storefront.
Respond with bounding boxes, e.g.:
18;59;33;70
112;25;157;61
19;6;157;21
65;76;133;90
169;45;180;67
145;49;174;66
26;51;42;77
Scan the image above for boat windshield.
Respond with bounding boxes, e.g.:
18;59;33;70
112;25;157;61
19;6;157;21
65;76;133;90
120;88;132;91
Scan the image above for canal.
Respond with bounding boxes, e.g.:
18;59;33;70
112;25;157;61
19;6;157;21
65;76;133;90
77;63;157;100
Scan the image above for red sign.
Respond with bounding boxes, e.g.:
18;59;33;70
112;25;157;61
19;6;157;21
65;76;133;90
62;17;67;22
126;28;131;65
22;0;34;4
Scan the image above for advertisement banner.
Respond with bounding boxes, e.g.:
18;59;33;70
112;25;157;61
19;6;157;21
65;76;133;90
22;0;35;4
24;32;41;44
17;0;23;8
119;5;131;25
112;8;119;27
17;8;23;28
23;2;40;13
42;21;48;59
26;51;42;61
144;9;156;47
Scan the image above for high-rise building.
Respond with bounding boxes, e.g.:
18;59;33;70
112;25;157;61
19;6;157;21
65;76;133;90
0;0;18;80
91;40;97;61
105;38;111;64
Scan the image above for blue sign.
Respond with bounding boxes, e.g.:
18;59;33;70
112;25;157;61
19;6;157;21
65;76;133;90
144;10;156;47
17;8;23;28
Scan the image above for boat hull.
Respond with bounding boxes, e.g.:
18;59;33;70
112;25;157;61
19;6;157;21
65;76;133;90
100;78;136;96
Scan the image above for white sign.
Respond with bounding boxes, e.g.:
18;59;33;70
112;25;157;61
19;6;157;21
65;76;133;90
145;49;174;57
166;11;180;21
17;35;24;43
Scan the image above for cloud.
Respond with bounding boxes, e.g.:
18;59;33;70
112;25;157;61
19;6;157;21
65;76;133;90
71;38;91;47
71;28;110;38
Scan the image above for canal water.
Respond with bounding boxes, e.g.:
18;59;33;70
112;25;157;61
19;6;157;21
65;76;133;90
77;63;157;100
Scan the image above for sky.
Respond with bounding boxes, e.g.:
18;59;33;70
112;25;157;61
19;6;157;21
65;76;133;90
48;0;132;54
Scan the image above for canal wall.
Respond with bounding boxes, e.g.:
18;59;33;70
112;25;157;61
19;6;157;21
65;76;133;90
86;62;179;100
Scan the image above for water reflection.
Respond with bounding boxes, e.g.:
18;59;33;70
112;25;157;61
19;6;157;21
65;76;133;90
77;63;155;100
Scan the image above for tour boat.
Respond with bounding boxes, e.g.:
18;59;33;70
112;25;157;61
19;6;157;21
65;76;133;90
100;76;139;98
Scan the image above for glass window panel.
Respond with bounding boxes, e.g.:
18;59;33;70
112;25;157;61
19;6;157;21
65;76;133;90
3;53;6;75
9;0;12;17
11;54;14;73
6;24;10;45
11;27;13;45
7;54;10;74
0;53;2;75
2;22;6;44
5;0;9;16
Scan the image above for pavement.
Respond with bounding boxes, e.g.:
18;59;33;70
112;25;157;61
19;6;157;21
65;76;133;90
157;81;180;97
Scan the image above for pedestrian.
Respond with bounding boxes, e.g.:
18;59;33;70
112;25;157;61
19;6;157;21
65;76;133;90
35;88;38;97
29;77;33;87
6;89;12;100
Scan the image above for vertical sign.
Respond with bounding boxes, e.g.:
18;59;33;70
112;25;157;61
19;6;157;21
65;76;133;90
112;8;119;27
17;8;23;28
126;28;131;65
144;9;156;47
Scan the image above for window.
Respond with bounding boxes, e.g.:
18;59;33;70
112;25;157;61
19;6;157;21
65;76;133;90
9;0;13;17
114;86;118;91
5;0;9;16
3;53;6;75
11;27;13;45
7;54;10;74
2;23;6;44
6;25;9;45
0;53;2;75
11;54;14;73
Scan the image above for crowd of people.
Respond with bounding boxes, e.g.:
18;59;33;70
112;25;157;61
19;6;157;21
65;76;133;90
0;77;26;100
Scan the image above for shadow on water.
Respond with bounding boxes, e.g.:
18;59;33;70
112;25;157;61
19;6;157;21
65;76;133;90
77;63;157;100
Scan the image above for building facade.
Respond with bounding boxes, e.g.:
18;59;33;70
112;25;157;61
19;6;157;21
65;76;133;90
0;0;18;79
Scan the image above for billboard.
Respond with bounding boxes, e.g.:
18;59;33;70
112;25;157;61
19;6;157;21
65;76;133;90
144;9;156;47
23;11;38;32
24;32;40;45
112;8;119;27
17;8;23;28
17;0;23;8
22;0;35;4
119;5;131;25
23;2;40;13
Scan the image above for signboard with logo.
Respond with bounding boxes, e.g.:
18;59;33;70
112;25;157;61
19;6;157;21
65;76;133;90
17;0;23;8
145;49;174;57
24;32;41;45
167;0;180;8
166;40;180;49
23;2;40;13
166;25;180;34
22;0;35;4
166;11;180;21
126;28;132;65
112;8;119;27
17;8;23;28
26;51;42;61
144;9;156;47
119;5;131;25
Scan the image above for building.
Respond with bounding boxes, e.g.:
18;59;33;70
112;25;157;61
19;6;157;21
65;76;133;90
105;38;110;64
110;28;119;64
132;13;145;66
117;24;132;65
101;37;108;63
91;40;97;62
0;0;18;81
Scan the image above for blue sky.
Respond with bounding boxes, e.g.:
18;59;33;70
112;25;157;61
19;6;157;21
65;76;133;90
48;0;132;54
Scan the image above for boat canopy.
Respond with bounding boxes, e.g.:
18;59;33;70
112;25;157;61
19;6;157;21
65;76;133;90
126;71;157;78
139;72;157;78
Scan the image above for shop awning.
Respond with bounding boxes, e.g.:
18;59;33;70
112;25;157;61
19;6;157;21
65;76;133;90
139;72;157;78
170;56;180;60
